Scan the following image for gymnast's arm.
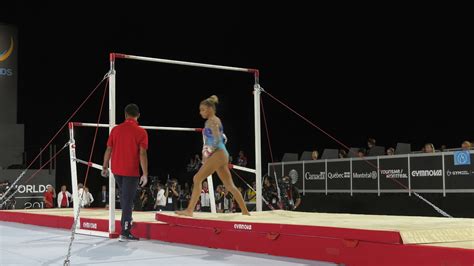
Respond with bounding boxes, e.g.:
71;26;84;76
209;117;222;149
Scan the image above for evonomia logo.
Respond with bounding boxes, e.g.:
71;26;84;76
305;171;326;180
380;169;408;179
0;36;14;76
352;171;378;179
411;169;442;177
82;222;98;230
234;223;252;231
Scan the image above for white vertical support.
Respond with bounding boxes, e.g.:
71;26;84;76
325;159;328;195
254;82;262;212
302;161;305;196
442;153;446;197
377;156;380;196
108;55;117;235
68;123;80;230
407;154;411;196
350;158;353;196
207;175;216;213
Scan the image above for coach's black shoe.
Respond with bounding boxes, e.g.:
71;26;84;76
119;232;139;242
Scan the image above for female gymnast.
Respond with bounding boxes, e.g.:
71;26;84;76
176;95;250;217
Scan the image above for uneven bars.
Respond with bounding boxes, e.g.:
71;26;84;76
74;158;103;171
73;122;202;132
229;164;256;174
75;157;256;175
111;53;259;74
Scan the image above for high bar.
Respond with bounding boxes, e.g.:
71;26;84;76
72;122;202;132
111;53;258;74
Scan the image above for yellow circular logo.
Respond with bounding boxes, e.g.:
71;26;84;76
0;37;14;62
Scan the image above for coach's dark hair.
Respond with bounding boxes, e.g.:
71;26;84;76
125;103;140;117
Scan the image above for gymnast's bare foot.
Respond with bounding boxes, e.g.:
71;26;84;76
175;209;193;217
242;210;250;216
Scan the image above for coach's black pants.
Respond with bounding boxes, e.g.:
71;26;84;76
115;175;139;234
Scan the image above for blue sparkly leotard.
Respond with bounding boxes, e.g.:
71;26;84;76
202;119;228;158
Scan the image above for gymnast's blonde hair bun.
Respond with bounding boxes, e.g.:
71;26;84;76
208;95;219;105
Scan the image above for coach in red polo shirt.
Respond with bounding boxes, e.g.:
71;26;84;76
102;103;148;241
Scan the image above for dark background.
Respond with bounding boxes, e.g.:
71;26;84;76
2;2;472;216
